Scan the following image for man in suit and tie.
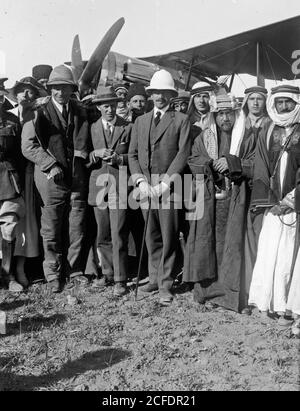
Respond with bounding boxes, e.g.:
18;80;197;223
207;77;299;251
87;86;132;297
21;65;89;292
129;70;191;305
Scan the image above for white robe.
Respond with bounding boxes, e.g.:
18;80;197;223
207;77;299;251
286;249;300;316
248;133;298;314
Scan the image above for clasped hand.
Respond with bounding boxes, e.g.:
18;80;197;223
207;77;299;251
212;157;229;174
91;149;121;166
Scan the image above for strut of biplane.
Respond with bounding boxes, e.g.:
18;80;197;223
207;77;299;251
69;15;300;96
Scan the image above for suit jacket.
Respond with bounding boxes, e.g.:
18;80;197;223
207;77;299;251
128;109;191;197
21;98;88;172
88;115;132;206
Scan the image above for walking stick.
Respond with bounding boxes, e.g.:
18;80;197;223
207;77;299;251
134;198;151;301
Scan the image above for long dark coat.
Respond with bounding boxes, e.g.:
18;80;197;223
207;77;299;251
183;125;258;312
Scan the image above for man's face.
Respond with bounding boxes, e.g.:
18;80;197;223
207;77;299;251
275;97;297;114
128;95;146;113
247;93;265;116
116;88;128;108
97;102;117;121
193;92;210;114
215;109;236;132
151;90;174;110
16;85;37;104
51;84;74;105
174;100;189;114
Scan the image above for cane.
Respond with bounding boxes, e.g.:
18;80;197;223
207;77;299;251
134;198;151;301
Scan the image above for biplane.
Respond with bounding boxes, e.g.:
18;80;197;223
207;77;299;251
70;15;300;96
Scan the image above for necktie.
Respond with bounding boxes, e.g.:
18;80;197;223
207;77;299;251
154;111;161;127
106;123;113;145
62;104;68;122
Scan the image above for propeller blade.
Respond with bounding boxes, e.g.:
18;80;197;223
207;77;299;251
79;17;125;92
71;34;84;82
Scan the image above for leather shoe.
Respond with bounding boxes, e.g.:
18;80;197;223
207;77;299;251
113;282;128;297
139;283;159;293
48;280;61;293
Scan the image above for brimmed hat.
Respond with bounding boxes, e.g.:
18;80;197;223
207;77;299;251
146;70;178;96
47;65;78;89
171;90;190;103
0;78;8;96
127;83;147;101
9;76;48;97
32;64;53;81
91;86;122;104
191;81;213;96
211;93;239;112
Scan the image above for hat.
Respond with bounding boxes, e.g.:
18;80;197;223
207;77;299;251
212;93;239;112
171;90;190;103
244;86;268;95
271;85;300;95
10;76;48;97
47;65;78;89
127;83;147;101
91;86;122;104
146;70;178;96
0;77;8;96
191;81;213;95
32;64;53;81
114;83;129;93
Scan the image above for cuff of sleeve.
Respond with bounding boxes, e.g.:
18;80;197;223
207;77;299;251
226;155;242;178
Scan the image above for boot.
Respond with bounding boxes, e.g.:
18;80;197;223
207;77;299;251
1;239;23;293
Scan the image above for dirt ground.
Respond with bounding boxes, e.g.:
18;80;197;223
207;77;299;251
0;280;299;391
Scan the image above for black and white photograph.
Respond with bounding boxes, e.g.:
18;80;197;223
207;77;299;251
0;0;300;393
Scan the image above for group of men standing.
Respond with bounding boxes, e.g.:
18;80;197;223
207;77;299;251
0;64;299;327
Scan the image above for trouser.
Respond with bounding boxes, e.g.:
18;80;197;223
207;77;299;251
0;197;25;286
143;201;180;292
94;202;129;283
0;197;25;241
34;167;87;283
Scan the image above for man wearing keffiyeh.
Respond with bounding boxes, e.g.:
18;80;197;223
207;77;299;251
249;84;300;324
183;92;258;313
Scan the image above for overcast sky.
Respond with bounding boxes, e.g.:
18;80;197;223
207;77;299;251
1;0;300;94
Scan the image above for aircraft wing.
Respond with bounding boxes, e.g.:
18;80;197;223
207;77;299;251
140;16;300;80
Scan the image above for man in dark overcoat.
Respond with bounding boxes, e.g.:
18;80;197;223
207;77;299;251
21;65;89;292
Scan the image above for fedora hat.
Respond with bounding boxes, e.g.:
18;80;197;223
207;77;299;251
146;70;178;96
171;89;190;103
91;86;123;104
47;65;78;89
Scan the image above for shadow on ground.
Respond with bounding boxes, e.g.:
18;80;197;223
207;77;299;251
7;313;67;336
0;348;131;391
0;298;31;311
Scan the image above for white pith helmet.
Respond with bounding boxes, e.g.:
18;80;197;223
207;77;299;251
146;69;178;96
